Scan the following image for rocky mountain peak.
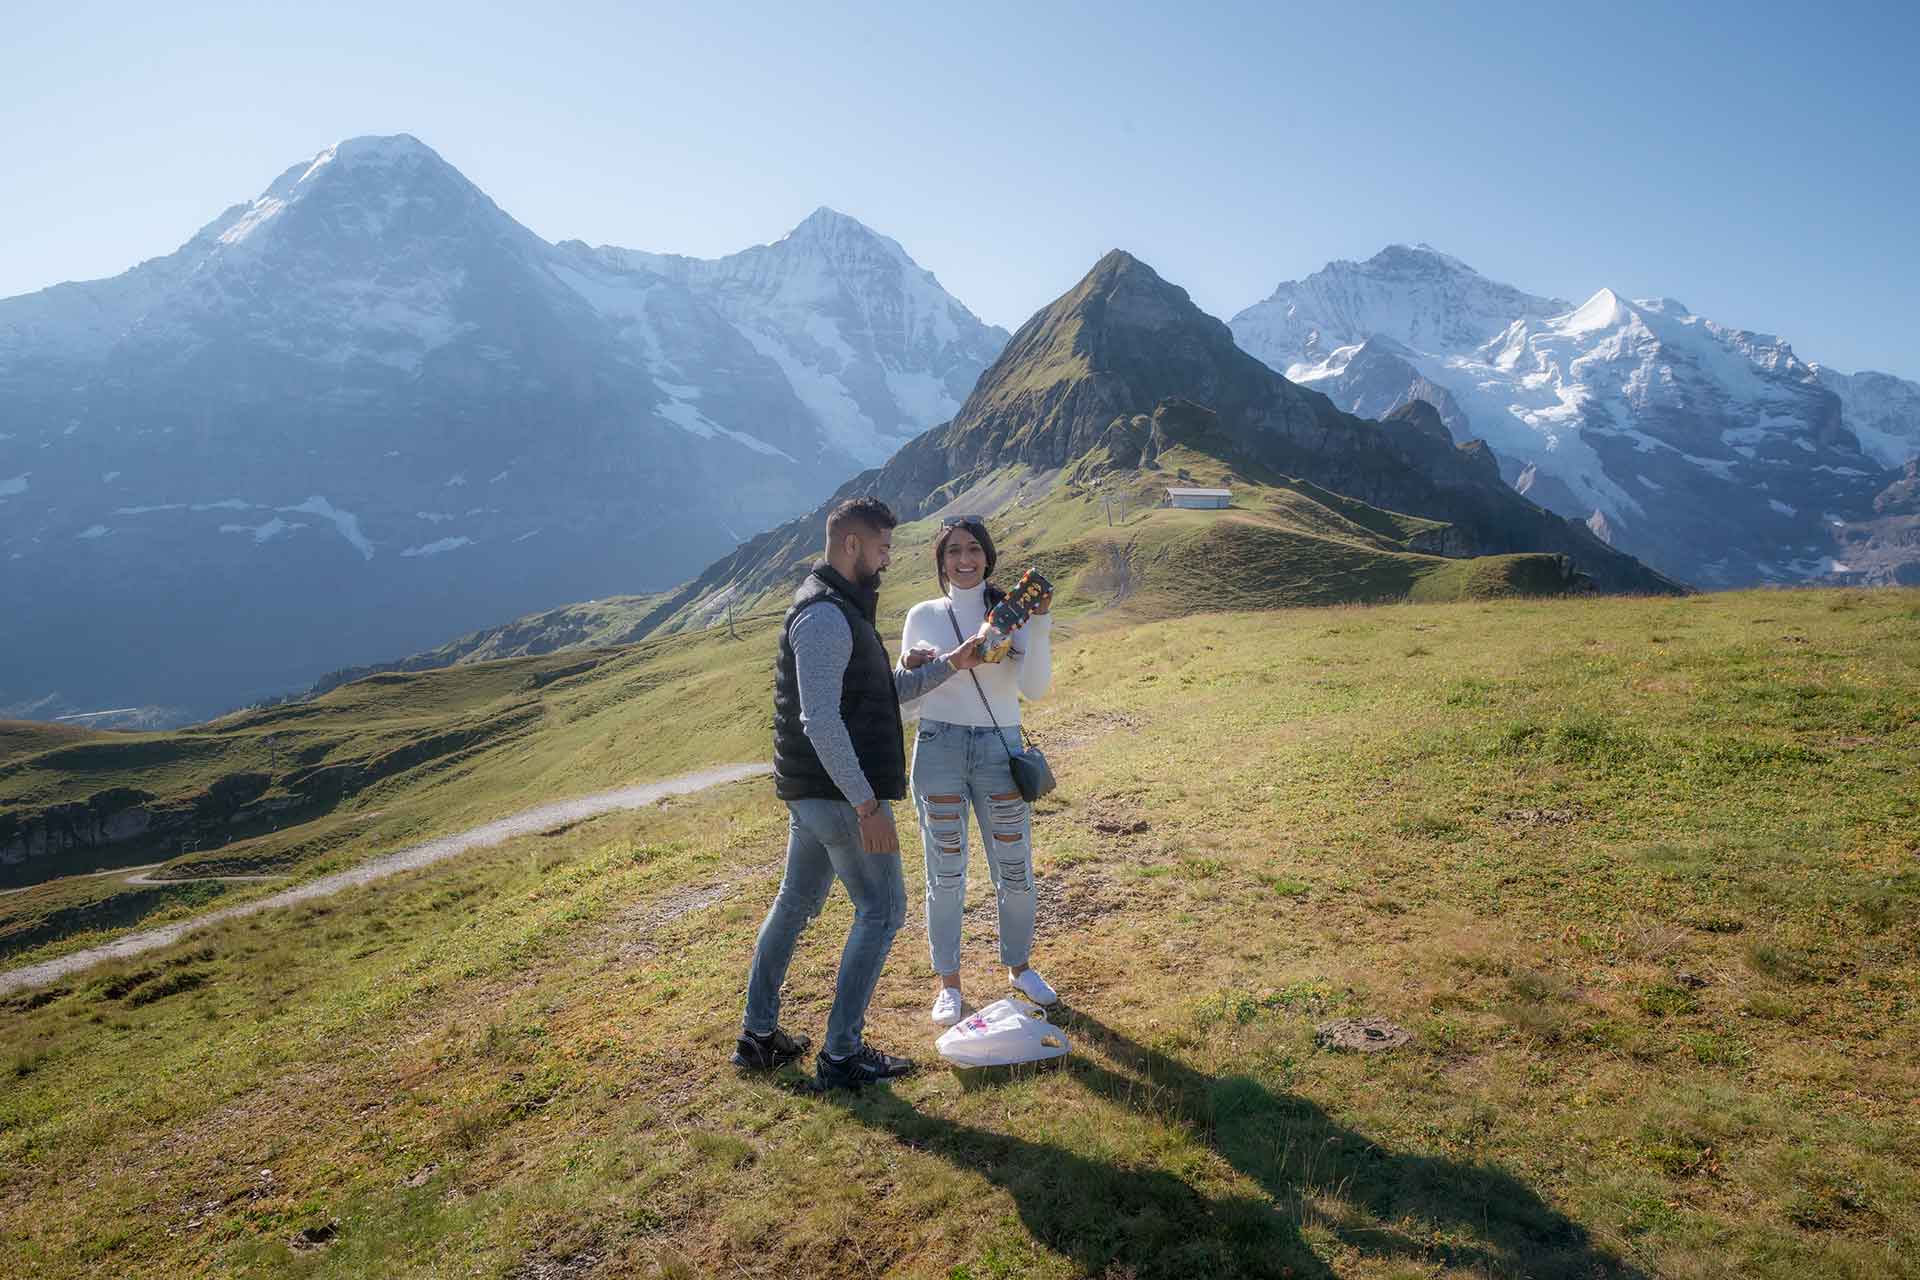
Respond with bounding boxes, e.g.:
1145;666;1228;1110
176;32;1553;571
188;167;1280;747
195;134;501;259
1383;399;1453;445
936;250;1250;472
1364;243;1481;278
785;205;883;246
1233;245;1570;373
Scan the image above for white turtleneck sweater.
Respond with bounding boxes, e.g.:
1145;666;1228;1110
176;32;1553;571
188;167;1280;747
898;582;1052;727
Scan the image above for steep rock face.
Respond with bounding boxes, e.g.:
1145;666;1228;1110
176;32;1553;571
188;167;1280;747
1231;246;1911;587
1290;338;1473;442
1812;367;1920;469
599;208;1009;464
637;251;1680;623
1829;459;1920;586
0;140;1000;721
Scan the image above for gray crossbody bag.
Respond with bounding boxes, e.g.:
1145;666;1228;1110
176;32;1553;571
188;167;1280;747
947;604;1056;803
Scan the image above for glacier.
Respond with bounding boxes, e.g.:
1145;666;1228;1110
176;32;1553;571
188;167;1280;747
1232;245;1914;587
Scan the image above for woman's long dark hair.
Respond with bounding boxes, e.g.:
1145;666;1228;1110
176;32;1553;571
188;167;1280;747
933;518;1007;609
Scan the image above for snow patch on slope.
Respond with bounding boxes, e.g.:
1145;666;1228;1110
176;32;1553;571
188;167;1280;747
221;517;304;543
280;496;374;560
401;536;473;558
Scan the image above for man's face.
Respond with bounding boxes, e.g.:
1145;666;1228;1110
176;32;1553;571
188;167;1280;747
851;526;893;589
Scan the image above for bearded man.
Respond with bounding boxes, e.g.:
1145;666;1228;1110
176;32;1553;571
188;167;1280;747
735;497;986;1089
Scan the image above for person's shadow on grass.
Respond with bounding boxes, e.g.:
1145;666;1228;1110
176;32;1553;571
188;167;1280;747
810;1005;1648;1280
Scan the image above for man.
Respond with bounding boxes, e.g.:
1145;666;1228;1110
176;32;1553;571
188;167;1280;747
736;496;987;1089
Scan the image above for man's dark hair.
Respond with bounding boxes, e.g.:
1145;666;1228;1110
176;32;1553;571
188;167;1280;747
825;497;897;546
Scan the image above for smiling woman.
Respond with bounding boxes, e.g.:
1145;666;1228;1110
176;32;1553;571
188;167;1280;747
899;516;1059;1026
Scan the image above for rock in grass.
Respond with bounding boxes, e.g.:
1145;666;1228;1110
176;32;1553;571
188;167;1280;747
289;1221;338;1251
1315;1017;1412;1053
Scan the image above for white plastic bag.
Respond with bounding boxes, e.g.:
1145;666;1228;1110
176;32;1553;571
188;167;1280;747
935;995;1072;1067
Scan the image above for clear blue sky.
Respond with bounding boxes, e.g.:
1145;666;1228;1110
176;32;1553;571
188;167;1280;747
6;0;1915;373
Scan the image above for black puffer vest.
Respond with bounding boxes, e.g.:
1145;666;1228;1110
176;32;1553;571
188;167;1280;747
772;564;907;803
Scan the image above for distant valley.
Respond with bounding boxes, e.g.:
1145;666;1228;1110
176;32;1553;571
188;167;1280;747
4;140;1916;727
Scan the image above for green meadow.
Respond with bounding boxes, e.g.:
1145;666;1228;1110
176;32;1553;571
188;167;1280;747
2;584;1915;1277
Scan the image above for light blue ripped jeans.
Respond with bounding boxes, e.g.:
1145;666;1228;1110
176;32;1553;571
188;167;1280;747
911;719;1035;974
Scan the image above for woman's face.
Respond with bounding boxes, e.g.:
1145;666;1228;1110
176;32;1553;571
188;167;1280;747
942;528;988;589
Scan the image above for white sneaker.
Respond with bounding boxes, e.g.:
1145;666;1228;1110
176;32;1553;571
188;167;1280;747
1010;969;1058;1007
929;986;965;1026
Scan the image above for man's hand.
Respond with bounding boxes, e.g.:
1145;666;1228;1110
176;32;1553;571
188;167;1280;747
900;642;940;671
946;632;988;671
856;801;900;854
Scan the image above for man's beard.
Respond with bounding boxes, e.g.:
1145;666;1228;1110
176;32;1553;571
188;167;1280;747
858;565;885;592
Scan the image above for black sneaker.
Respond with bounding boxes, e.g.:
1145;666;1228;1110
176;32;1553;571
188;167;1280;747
815;1043;916;1091
732;1027;811;1071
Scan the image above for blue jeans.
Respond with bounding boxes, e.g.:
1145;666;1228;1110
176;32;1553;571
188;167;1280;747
742;797;907;1059
911;719;1035;975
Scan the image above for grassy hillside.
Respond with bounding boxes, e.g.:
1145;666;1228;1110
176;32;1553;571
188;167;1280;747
2;587;1914;1278
0;618;779;947
653;443;1592;641
0;719;112;767
299;592;673;699
2;441;1595;926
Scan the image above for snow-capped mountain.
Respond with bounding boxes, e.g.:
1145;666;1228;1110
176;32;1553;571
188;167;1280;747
0;136;1003;722
1810;366;1920;470
590;207;1009;465
1231;246;1912;587
1229;243;1571;369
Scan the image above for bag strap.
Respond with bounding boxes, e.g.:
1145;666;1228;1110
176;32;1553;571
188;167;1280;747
947;603;1030;758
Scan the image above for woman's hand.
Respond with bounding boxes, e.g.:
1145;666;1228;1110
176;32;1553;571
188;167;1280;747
1029;589;1054;616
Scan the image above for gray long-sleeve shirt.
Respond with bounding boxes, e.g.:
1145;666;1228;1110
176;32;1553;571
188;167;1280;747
791;602;957;808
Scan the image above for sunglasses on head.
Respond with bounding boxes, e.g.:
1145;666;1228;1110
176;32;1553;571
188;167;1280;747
940;514;987;528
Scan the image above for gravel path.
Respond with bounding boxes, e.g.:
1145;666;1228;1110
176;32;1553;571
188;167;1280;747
122;870;291;886
0;762;771;997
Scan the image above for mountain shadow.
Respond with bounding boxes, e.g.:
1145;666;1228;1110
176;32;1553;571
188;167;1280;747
814;1006;1649;1280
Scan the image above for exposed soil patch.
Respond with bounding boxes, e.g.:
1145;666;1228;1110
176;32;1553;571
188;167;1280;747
1315;1017;1413;1053
510;1248;604;1279
958;867;1130;935
610;859;780;962
288;1220;338;1251
1076;795;1154;843
1043;709;1143;753
2;984;68;1012
1501;807;1579;827
614;884;736;962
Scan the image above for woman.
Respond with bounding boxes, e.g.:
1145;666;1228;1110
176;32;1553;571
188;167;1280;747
898;515;1056;1025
